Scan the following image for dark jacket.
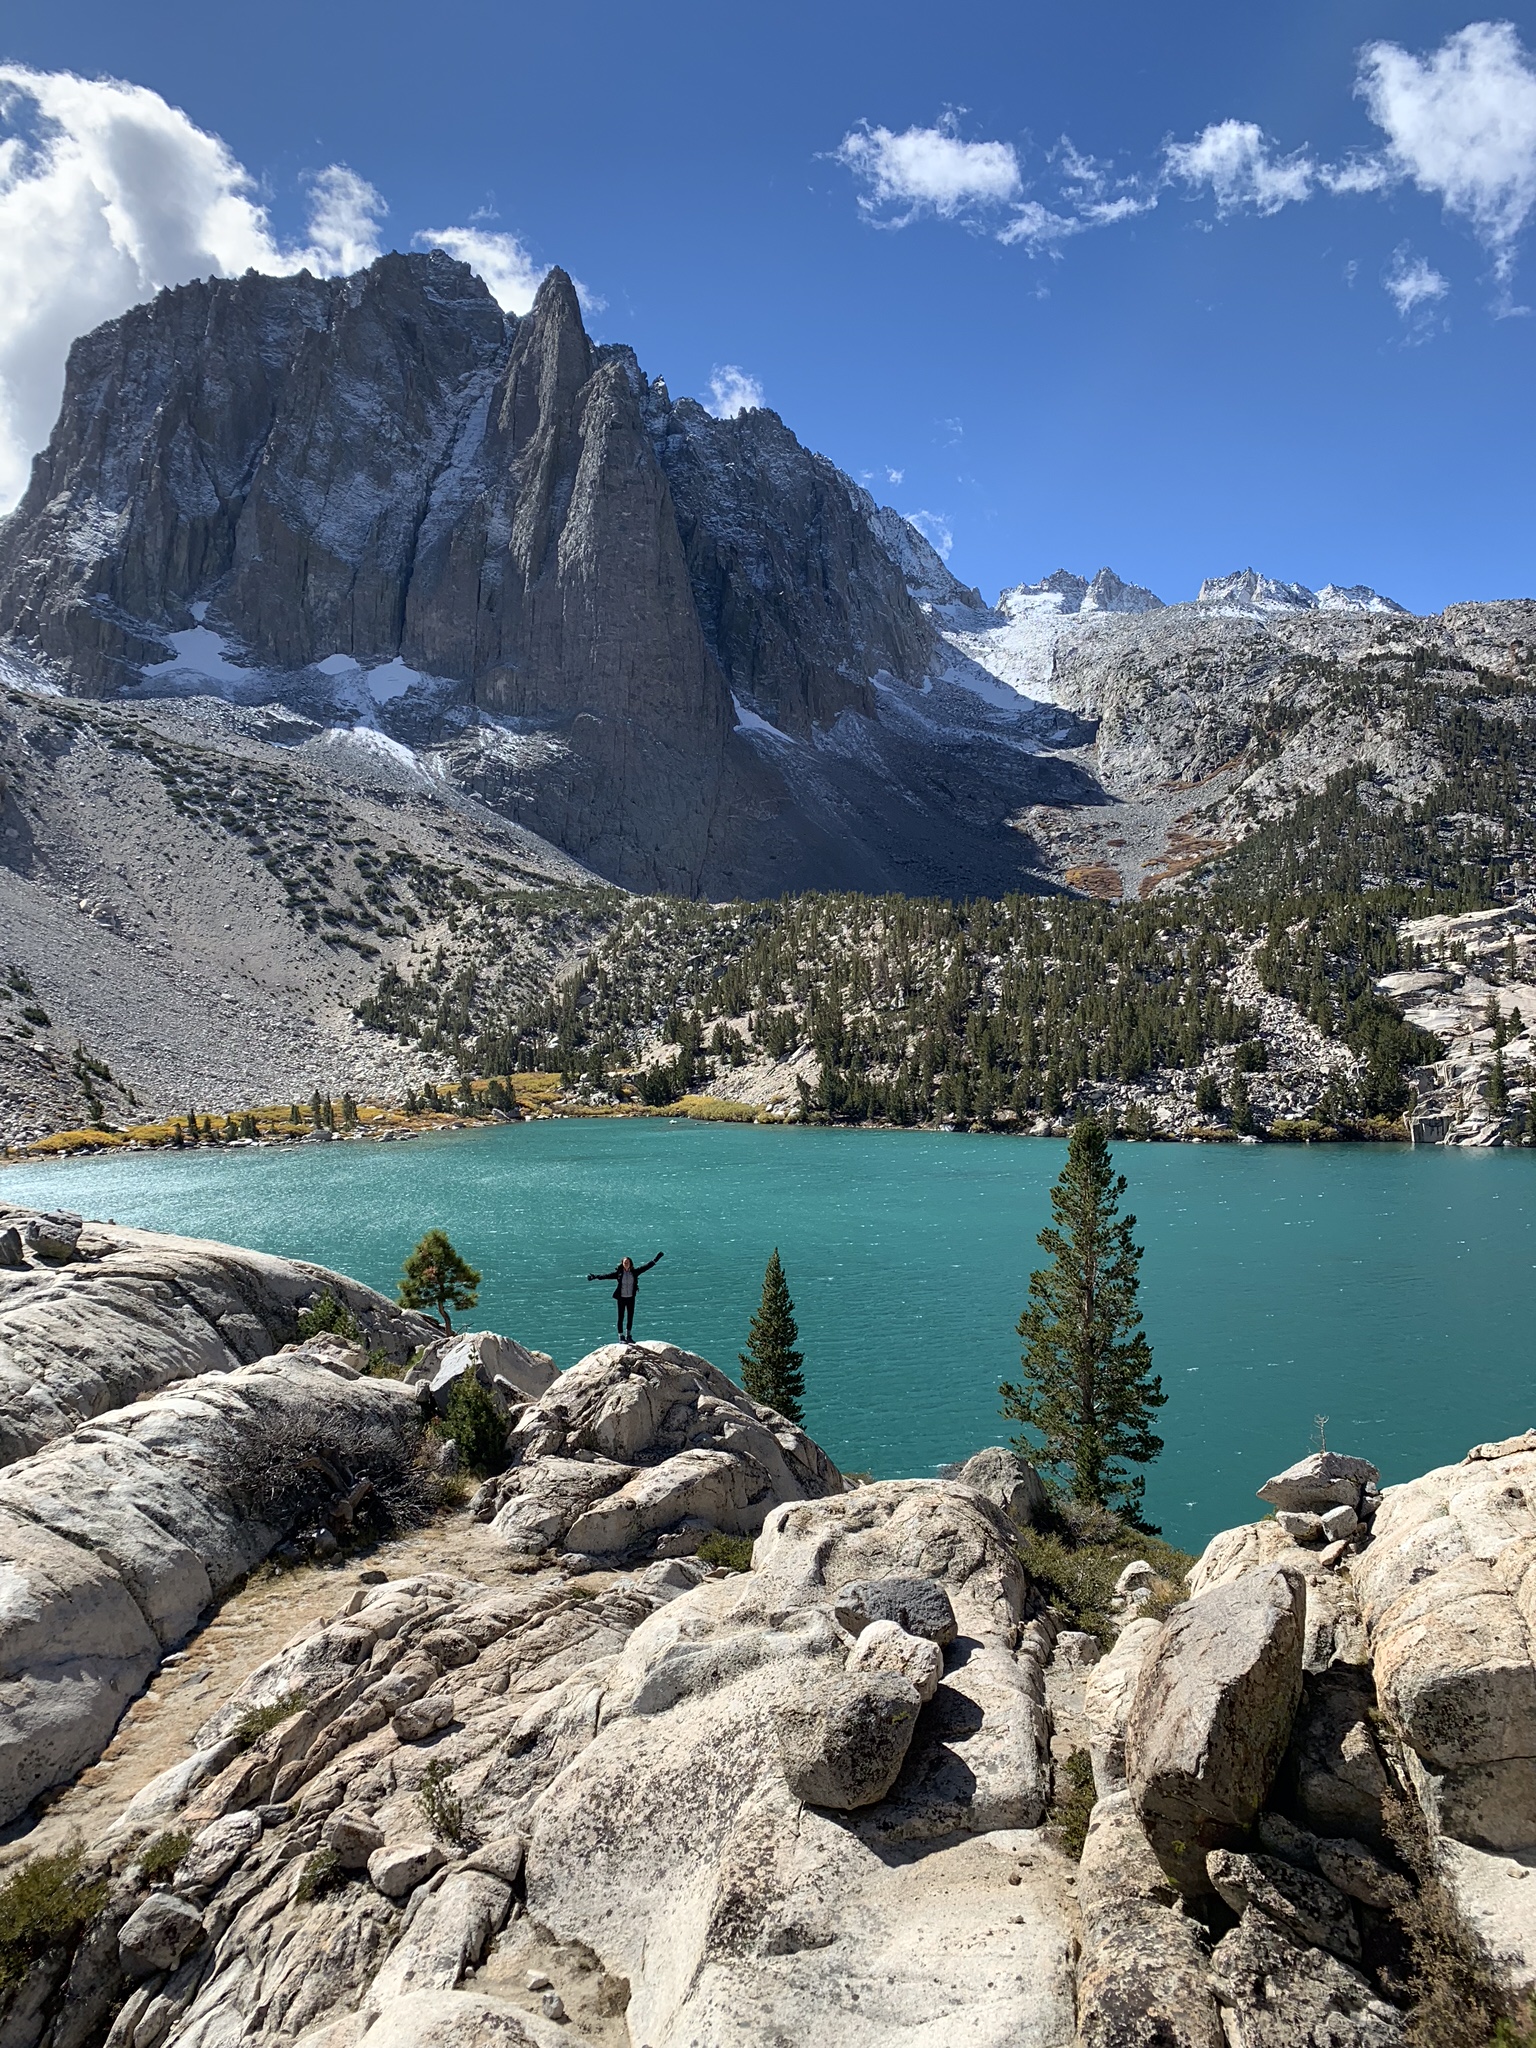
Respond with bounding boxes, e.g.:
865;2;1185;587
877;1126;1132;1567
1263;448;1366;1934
588;1253;662;1302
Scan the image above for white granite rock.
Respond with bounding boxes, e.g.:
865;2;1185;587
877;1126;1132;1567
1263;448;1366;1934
367;1840;449;1900
479;1342;842;1561
1127;1565;1307;1893
0;1353;420;1824
844;1618;943;1703
0;1207;433;1467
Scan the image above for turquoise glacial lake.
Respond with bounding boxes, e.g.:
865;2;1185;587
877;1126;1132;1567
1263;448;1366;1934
3;1123;1532;1554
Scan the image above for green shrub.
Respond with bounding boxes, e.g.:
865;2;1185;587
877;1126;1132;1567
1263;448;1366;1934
1383;1790;1524;2048
696;1531;755;1572
296;1293;361;1343
442;1375;507;1479
231;1691;308;1750
364;1347;402;1379
1049;1749;1097;1861
431;1467;472;1509
294;1848;343;1904
0;1849;108;1990
138;1830;192;1882
418;1761;471;1846
1015;1512;1194;1642
1015;1528;1122;1639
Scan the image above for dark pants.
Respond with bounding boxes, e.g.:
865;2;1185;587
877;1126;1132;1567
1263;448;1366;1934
616;1293;635;1337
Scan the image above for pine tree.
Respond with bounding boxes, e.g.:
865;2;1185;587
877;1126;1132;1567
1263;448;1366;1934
999;1119;1165;1518
1194;1072;1223;1119
398;1229;481;1334
739;1249;806;1425
1487;1049;1509;1111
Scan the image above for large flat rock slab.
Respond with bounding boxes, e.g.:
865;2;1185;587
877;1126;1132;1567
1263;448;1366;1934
0;1352;420;1822
0;1206;434;1465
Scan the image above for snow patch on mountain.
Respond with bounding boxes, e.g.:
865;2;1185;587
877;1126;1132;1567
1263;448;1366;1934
0;647;62;696
731;694;795;745
938;592;1067;704
136;624;462;731
145;626;255;688
304;723;438;791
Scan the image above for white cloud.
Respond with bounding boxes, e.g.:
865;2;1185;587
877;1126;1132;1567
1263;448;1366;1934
0;66;578;515
996;200;1083;249
886;466;904;483
833;23;1536;302
705;365;763;418
1357;21;1536;277
1164;119;1316;215
412;224;605;318
0;66;386;512
1051;138;1158;225
1080;192;1157;226
903;509;953;559
1160;23;1536;290
1383;244;1451;317
1317;156;1395;197
413;225;544;313
301;165;388;274
835;115;1020;224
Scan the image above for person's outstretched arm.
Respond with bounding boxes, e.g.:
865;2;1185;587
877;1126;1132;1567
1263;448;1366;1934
637;1252;664;1274
588;1267;621;1282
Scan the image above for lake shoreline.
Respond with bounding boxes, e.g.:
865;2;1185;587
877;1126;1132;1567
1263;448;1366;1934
2;1074;1451;1166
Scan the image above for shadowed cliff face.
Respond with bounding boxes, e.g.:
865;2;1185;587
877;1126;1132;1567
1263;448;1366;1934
656;399;934;741
0;253;1083;896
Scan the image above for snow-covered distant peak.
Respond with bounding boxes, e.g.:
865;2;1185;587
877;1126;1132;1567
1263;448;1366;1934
1006;567;1163;617
1316;583;1410;615
1012;569;1088;614
1196;568;1410;617
1082;567;1163;616
1197;569;1316;615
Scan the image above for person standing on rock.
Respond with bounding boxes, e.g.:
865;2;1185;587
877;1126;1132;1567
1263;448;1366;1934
587;1252;663;1339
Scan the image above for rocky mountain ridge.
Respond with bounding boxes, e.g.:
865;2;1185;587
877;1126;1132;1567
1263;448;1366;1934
0;254;1082;901
933;580;1536;902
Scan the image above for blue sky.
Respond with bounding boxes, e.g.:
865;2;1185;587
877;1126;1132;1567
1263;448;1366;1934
2;0;1534;612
